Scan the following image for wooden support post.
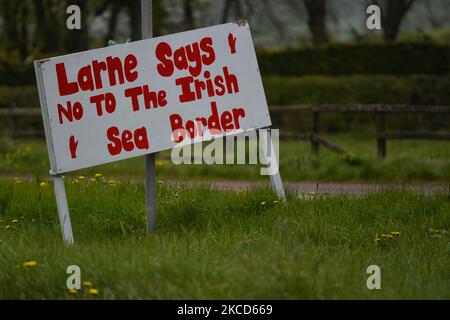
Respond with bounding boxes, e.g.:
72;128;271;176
311;110;320;154
10;105;17;139
377;112;386;159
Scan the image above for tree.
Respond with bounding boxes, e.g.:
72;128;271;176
372;0;416;41
0;0;32;58
303;0;329;45
183;0;195;29
32;0;65;53
95;0;167;42
222;0;244;23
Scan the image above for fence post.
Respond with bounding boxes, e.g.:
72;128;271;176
311;109;320;154
10;105;17;139
376;112;386;159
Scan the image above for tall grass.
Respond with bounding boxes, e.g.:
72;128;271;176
0;134;449;182
0;179;448;299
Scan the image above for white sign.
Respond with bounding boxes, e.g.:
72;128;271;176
35;22;271;174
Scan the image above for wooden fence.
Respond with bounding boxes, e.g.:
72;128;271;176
1;104;450;158
270;104;450;158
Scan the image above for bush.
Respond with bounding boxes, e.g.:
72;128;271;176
257;42;450;76
0;86;39;108
263;75;450;105
263;75;450;132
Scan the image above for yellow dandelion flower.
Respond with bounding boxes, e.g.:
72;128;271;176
22;260;38;268
158;180;163;185
239;188;245;193
68;289;78;295
175;193;179;198
88;288;99;295
95;173;102;178
391;231;400;237
83;281;93;287
260;201;266;206
11;219;18;224
5;225;11;229
39;182;47;188
14;178;22;184
78;175;85;180
90;178;96;182
273;200;279;204
381;234;393;239
72;180;79;184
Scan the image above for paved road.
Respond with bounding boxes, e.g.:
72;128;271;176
164;180;449;195
3;175;448;195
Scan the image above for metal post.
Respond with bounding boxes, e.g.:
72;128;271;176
53;176;74;245
141;0;157;233
35;60;74;245
259;129;286;201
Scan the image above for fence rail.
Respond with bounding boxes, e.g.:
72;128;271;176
1;105;450;158
270;104;450;158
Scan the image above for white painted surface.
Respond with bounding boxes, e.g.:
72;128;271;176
36;22;271;174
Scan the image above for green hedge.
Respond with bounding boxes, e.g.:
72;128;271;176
1;75;449;109
262;75;450;132
1;75;449;133
1;42;449;86
263;75;450;105
257;42;450;76
0;86;39;108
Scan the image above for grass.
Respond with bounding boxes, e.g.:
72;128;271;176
0;179;448;299
0;133;449;183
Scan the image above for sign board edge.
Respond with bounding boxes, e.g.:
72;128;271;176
34;60;59;174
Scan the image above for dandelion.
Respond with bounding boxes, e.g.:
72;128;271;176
88;288;99;295
39;181;47;188
381;234;393;239
14;178;22;184
156;159;168;167
5;225;11;229
273;200;279;204
72;180;79;184
78;175;85;180
175;193;179;198
22;260;38;268
391;231;400;237
95;173;102;178
158;180;163;185
107;179;116;186
83;281;93;287
68;289;78;295
90;178;96;182
239;188;245;193
260;201;266;206
11;219;18;224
